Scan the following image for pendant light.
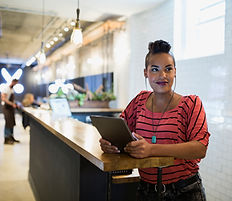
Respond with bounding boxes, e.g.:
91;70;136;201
70;0;83;46
38;42;46;64
38;0;46;64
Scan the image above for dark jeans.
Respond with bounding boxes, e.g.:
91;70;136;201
22;112;30;129
4;127;14;138
136;173;206;201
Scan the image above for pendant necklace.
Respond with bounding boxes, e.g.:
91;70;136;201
151;91;174;144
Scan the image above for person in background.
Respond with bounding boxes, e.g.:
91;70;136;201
21;93;40;129
99;40;210;201
1;79;20;144
22;93;35;107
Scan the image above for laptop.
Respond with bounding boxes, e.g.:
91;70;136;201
90;115;136;152
49;98;72;118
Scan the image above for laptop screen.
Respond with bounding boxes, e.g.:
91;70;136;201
49;98;72;117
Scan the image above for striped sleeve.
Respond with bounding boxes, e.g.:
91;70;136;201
120;96;138;133
120;91;148;133
186;96;210;146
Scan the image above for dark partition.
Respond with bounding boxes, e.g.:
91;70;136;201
29;117;138;201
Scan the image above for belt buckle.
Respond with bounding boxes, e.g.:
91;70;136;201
155;183;166;193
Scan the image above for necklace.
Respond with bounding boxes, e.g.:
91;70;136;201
151;91;174;144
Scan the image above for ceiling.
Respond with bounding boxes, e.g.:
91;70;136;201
0;0;164;67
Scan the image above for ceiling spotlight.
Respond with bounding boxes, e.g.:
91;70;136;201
70;21;75;26
53;37;58;41
26;56;36;66
46;43;51;48
50;41;54;45
64;27;69;32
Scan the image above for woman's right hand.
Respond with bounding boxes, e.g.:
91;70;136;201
99;138;120;153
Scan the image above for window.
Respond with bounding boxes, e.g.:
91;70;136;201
174;0;225;60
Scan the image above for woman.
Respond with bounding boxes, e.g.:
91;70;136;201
99;40;210;201
21;93;40;129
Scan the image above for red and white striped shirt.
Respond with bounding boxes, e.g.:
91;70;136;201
120;91;210;184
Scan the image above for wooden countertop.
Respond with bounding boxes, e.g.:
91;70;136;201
24;108;174;172
71;108;123;113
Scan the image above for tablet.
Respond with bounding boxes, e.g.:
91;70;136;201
90;115;135;152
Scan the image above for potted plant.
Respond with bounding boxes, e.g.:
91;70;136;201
52;84;116;108
82;91;116;108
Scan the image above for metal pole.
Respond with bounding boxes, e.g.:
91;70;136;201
157;167;162;201
107;172;112;201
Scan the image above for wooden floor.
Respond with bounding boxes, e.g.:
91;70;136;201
0;113;35;201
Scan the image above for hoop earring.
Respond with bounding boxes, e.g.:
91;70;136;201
145;77;148;90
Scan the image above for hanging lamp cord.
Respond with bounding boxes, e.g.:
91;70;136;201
77;0;80;20
41;0;45;49
76;0;80;28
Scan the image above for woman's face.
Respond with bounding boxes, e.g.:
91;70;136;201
144;53;176;94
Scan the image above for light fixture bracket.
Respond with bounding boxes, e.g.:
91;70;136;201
76;8;80;20
75;8;81;29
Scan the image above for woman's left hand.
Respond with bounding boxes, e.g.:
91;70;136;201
124;133;152;158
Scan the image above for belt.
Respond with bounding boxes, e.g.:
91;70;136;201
140;173;201;193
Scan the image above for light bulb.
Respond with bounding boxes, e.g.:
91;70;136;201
71;27;83;46
38;49;46;64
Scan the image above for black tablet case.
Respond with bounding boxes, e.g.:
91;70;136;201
90;115;135;152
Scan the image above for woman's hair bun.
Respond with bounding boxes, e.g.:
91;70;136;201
145;39;175;68
148;40;171;53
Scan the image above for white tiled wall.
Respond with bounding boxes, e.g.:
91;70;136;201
121;0;232;200
127;0;175;102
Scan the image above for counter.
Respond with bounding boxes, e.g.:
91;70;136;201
70;107;122;123
24;108;174;201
